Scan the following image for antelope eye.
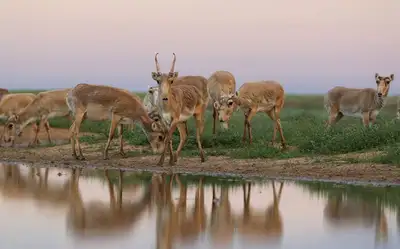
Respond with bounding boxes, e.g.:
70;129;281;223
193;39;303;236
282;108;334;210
158;135;163;141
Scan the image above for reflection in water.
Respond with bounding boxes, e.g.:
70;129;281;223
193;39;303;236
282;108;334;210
0;162;400;249
66;169;152;237
237;181;283;244
324;193;388;244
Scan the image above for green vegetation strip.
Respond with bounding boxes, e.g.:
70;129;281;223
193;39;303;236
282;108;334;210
4;91;400;164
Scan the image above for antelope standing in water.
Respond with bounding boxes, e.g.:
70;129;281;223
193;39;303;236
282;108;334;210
325;73;394;126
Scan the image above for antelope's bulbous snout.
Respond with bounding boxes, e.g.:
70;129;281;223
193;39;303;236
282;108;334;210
377;92;382;97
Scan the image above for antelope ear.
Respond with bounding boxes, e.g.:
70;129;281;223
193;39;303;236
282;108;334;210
375;73;379;80
169;72;178;78
151;122;158;131
390;74;394;81
151;72;159;82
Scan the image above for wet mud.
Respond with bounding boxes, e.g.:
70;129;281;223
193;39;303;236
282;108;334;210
1;127;399;185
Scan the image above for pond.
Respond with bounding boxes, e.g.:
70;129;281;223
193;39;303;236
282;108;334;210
0;162;399;249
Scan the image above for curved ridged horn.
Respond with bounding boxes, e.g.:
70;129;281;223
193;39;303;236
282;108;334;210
155;53;161;72
170;53;176;73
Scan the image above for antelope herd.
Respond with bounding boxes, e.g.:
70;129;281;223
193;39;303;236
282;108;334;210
0;53;396;165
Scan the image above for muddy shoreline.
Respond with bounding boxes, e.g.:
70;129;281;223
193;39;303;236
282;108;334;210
2;142;400;185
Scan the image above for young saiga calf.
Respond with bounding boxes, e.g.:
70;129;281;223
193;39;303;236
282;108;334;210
0;93;39;146
325;73;394;126
66;83;167;160
151;53;209;166
208;70;237;134
227;81;286;149
7;89;72;145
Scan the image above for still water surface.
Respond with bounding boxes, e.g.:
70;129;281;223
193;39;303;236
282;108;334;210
0;162;399;249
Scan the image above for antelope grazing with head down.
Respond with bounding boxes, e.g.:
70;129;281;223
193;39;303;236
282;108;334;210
151;53;209;166
0;93;39;146
227;81;286;148
325;73;394;126
0;88;9;101
66;83;167;160
208;70;237;134
7;89;72;144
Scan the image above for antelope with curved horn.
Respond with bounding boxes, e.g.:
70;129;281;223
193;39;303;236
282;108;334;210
325;73;394;126
151;53;209;166
208;70;237;134
66;83;167;160
227;81;286;148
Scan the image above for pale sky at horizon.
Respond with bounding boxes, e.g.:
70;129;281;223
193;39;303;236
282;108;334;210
1;0;399;94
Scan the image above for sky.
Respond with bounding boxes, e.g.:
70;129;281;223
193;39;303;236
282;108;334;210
1;0;399;93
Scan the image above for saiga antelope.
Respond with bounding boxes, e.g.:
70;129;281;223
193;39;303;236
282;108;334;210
151;53;209;166
7;89;72;144
145;69;209;136
0;93;41;146
66;83;167;160
208;70;237;134
0;88;8;101
325;73;394;126
228;81;286;148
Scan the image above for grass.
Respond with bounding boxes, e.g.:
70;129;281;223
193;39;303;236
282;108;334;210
5;90;400;165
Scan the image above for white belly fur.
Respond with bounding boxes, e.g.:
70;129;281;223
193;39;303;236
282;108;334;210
340;106;380;118
178;113;192;122
162;109;193;123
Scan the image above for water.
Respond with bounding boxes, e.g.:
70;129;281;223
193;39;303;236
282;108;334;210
0;162;399;249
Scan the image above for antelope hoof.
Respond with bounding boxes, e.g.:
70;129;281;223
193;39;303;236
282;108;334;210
173;152;178;163
79;156;86;161
157;154;166;166
103;155;109;160
168;158;176;166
